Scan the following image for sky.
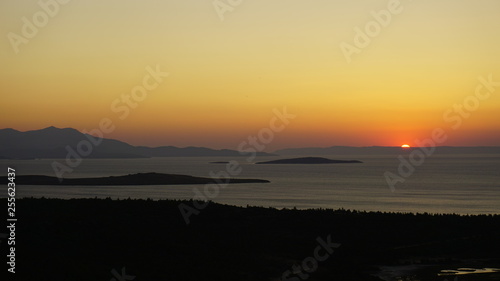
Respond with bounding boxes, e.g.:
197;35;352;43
1;0;499;150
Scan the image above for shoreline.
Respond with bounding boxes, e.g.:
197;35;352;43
0;172;270;185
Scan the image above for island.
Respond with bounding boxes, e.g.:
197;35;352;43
209;161;230;164
3;172;270;185
255;157;362;164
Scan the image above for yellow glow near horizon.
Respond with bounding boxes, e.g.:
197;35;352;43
1;0;500;150
401;144;411;148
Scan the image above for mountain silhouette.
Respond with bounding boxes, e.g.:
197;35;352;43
0;127;274;159
274;145;500;155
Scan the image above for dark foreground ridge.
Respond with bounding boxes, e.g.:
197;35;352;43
1;172;270;185
6;198;499;281
256;156;363;164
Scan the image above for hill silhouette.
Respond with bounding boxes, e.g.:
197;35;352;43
275;146;500;155
0;127;274;159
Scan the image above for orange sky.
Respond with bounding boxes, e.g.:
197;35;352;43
1;0;499;150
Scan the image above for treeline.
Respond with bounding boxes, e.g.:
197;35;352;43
3;198;499;281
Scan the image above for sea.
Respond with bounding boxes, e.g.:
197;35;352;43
2;154;499;215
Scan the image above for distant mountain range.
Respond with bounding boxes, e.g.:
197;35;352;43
0;127;274;159
275;146;500;155
1;127;499;159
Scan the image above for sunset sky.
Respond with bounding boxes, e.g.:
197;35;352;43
1;0;499;150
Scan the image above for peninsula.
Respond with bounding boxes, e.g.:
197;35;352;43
3;172;270;185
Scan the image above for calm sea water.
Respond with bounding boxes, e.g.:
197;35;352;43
2;154;499;214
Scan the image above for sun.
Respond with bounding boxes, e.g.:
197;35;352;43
401;144;411;148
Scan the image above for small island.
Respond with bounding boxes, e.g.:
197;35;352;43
3;172;270;185
209;161;230;164
255;157;362;164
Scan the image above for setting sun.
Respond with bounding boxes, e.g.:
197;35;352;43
401;144;411;148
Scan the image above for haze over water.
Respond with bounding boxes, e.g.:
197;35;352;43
6;153;499;215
